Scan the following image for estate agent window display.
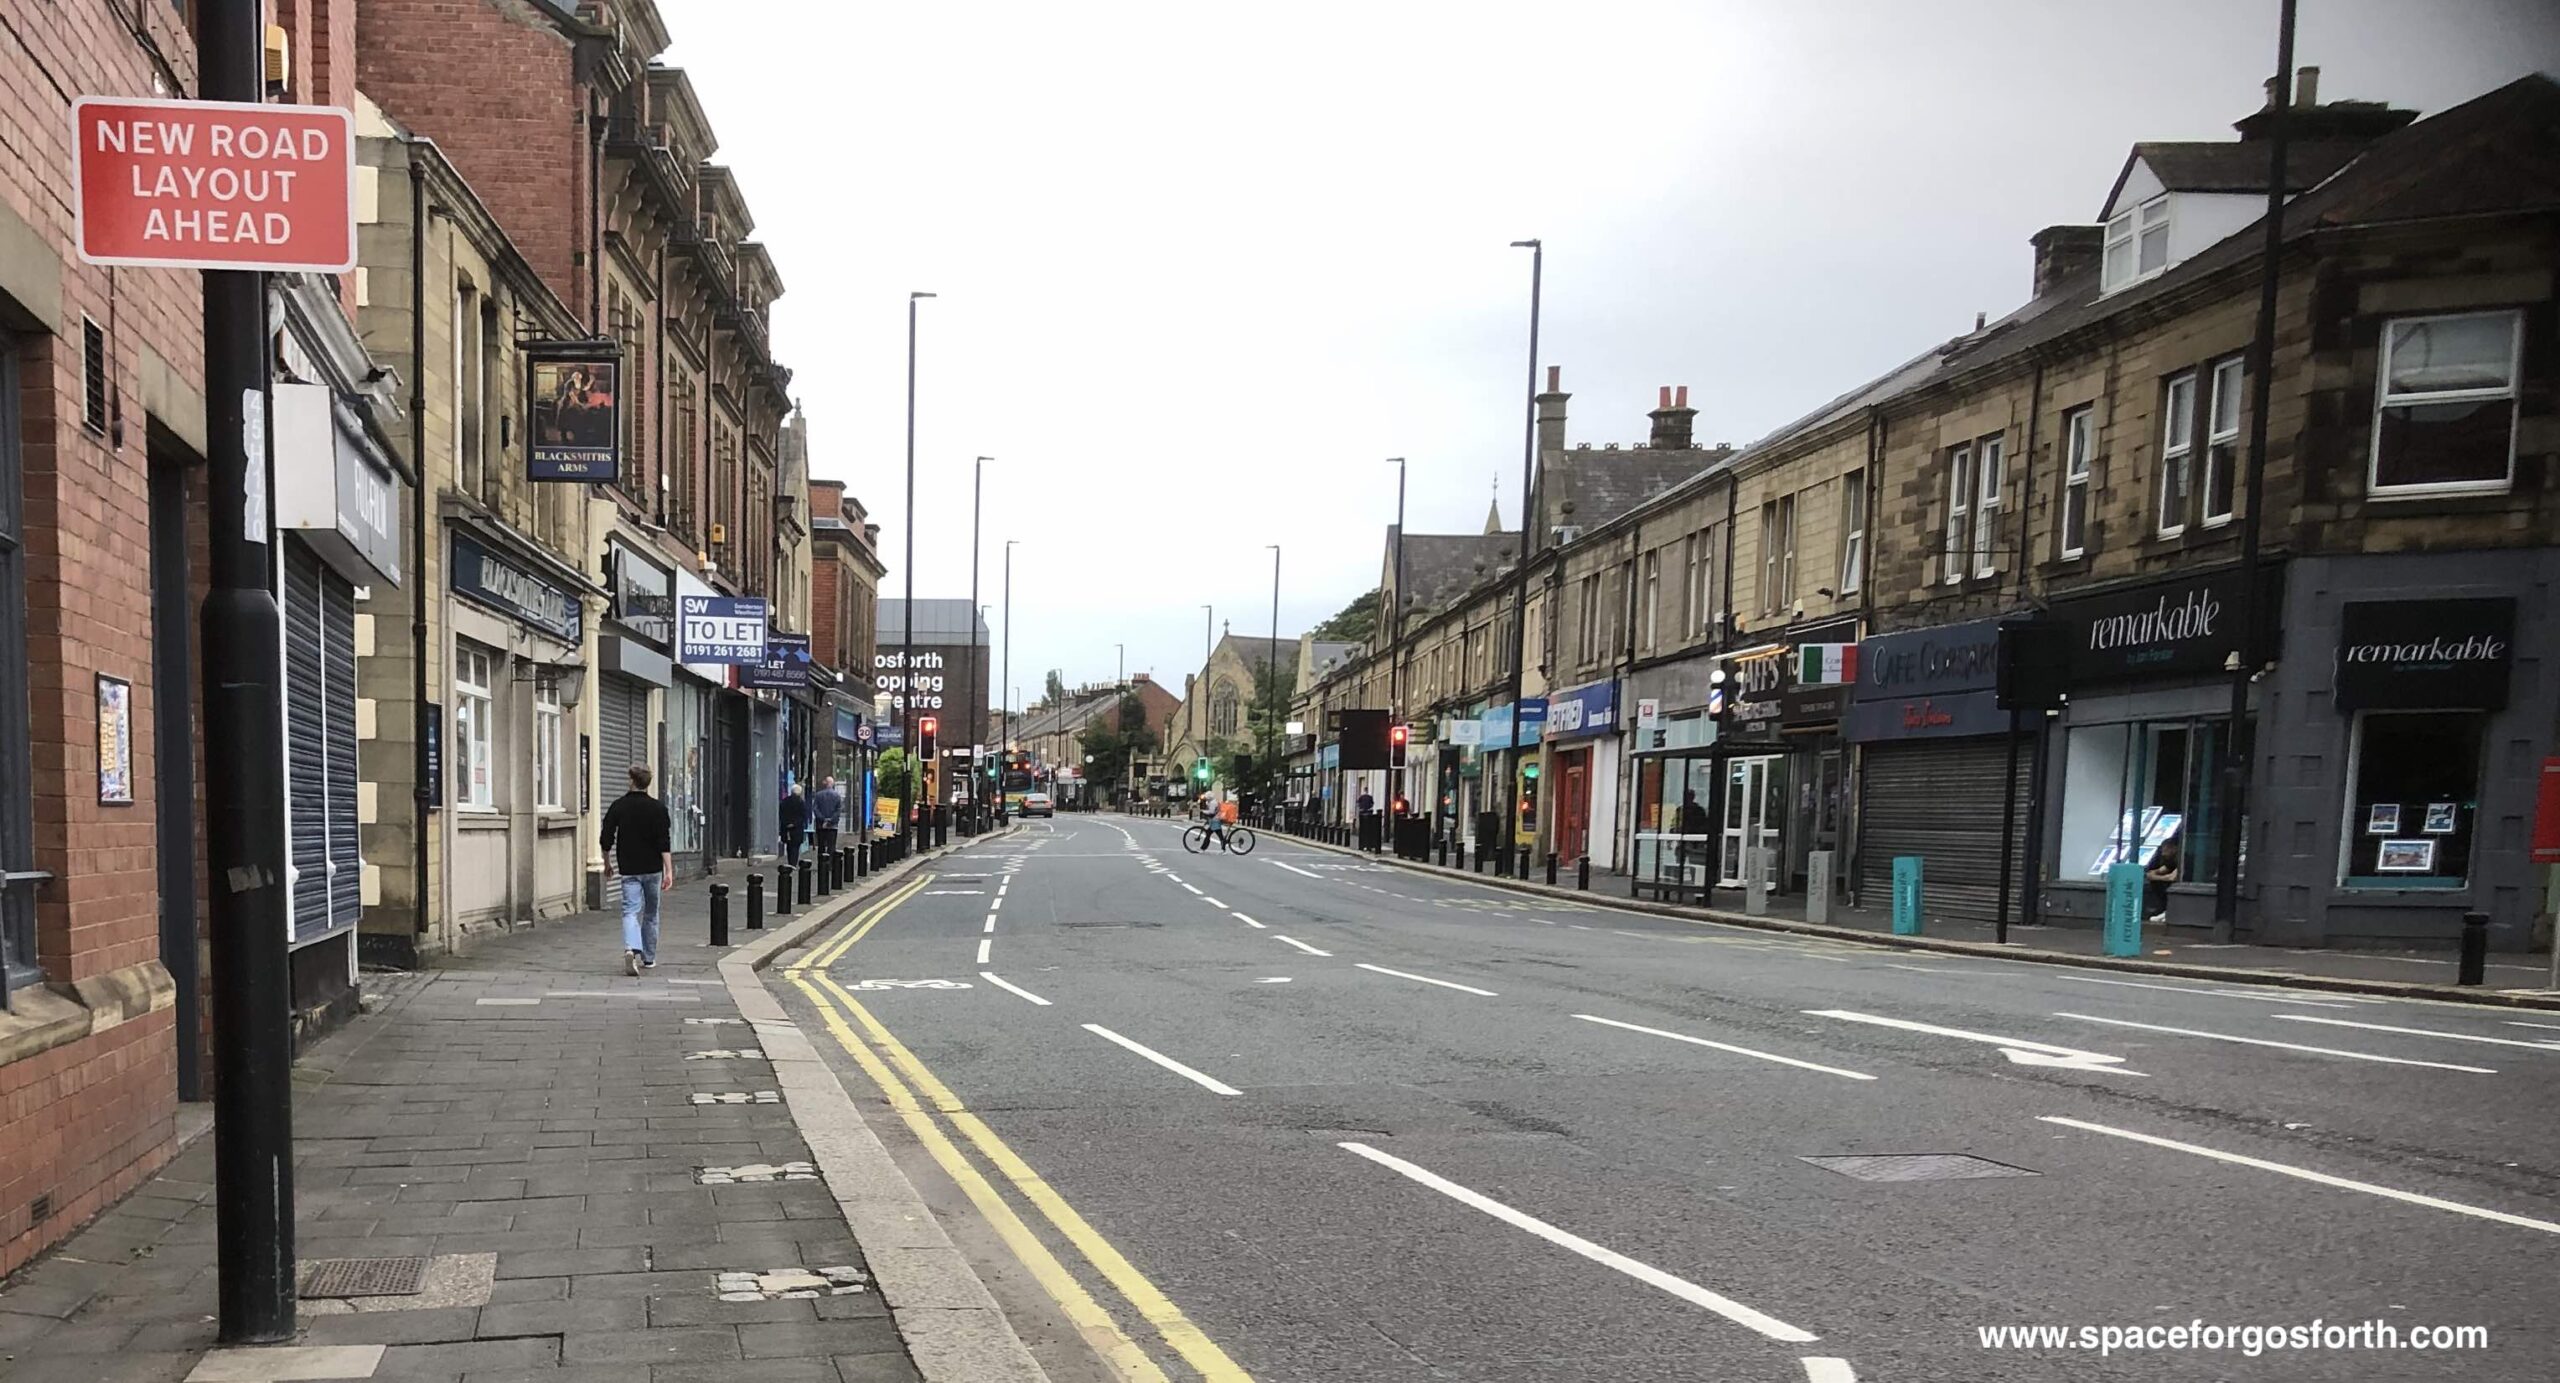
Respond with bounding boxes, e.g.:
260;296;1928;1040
2331;597;2514;892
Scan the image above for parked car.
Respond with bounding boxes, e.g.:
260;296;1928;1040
1021;791;1054;818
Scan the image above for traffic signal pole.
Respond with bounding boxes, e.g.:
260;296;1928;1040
200;0;296;1342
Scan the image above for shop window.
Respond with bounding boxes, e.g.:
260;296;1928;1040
2057;718;2233;888
2157;372;2195;537
455;642;497;810
0;337;38;994
2058;407;2093;559
2202;357;2242;526
2370;310;2523;496
2340;711;2481;888
534;676;565;811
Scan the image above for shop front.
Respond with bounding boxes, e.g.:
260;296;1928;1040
2038;566;2264;929
1719;620;1858;896
1472;698;1545;851
595;537;673;902
1847;617;2024;920
1541;679;1620;867
2257;552;2558;949
445;523;593;929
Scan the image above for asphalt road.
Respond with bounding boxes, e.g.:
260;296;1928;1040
771;814;2560;1382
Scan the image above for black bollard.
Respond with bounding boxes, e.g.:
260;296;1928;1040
1454;838;1465;872
799;859;815;906
709;883;730;947
1516;849;1530;881
746;873;764;931
856;841;869;877
1577;855;1590;891
2458;911;2489;986
1545;852;1558;886
819;848;835;892
775;864;793;916
1437;834;1448;868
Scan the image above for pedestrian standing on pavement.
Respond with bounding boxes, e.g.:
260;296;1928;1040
781;781;809;866
600;764;675;975
813;775;844;859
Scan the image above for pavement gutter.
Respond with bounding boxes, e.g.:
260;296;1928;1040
1249;822;2560;1013
717;829;1053;1383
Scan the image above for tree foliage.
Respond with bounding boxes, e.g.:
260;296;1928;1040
1075;695;1155;800
1043;669;1067;706
1310;587;1381;644
875;748;913;803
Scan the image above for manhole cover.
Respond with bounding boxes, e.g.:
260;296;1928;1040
301;1257;431;1298
1799;1154;2038;1182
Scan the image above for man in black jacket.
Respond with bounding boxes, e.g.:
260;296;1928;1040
600;764;675;975
780;782;809;866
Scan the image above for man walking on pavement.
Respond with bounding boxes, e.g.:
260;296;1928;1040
600;764;675;975
781;780;809;866
813;775;844;859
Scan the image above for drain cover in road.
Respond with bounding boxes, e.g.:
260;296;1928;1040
1799;1154;2038;1182
300;1257;431;1298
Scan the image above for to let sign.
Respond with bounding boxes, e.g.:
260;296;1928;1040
74;96;356;273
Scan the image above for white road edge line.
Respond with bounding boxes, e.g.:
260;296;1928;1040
980;972;1051;1006
2509;1021;2560;1032
983;917;996;933
2051;974;2355;1007
1202;896;1226;909
1355;962;1496;997
975;937;992;964
1270;859;1325;879
2273;1014;2560;1050
1082;1024;1242;1096
1575;1014;1876;1081
2052;1012;2495;1073
1802;1360;1858;1383
1336;1141;1819;1343
2038;1115;2560;1235
1180;882;1204;895
1231;912;1267;929
990;895;1003;910
1273;935;1331;957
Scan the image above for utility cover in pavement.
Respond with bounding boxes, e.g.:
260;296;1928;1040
300;1257;431;1298
1799;1154;2039;1182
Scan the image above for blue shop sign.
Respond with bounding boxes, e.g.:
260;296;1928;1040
1478;698;1546;751
1545;680;1617;740
1320;742;1340;770
836;709;863;743
451;529;580;643
741;632;812;690
675;594;770;665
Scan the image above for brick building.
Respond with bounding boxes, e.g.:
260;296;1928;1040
808;474;886;788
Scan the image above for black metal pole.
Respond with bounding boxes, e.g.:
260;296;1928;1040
1268;545;1281;804
2022;708;2056;930
2213;0;2295;941
970;458;985;831
1505;239;1542;879
1001;540;1014;823
200;0;294;1343
903;292;931;850
1995;707;2023;945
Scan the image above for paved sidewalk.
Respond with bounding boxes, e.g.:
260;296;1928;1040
0;877;925;1383
1274;827;2560;1006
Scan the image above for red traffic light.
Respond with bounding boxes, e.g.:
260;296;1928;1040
917;715;939;737
1389;724;1409;746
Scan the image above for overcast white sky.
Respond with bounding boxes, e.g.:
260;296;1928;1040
657;0;2558;714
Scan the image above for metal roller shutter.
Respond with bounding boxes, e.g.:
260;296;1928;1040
323;570;359;928
1857;737;2030;923
283;546;332;943
597;676;647;809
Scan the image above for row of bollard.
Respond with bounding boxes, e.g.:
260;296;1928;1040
706;838;898;948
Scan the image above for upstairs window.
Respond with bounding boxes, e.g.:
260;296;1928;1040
1971;435;2004;579
2371;311;2523;497
2059;407;2093;559
1576;574;1601;665
2203;357;2243;526
1759;496;1795;614
2102;194;2171;292
1837;469;1866;595
1943;445;1973;584
1639;551;1660;652
2157;372;2196;538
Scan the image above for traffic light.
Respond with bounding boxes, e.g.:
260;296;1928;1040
917;716;939;760
1389;723;1409;769
1193;758;1212;786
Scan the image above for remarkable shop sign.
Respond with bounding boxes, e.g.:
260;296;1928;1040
2335;598;2516;710
74;96;356;272
676;595;770;665
2052;568;2260;684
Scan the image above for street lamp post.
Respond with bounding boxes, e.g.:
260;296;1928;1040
970;456;989;832
902;291;934;849
1385;456;1406;821
1266;545;1281;822
1001;539;1017;822
1504;239;1543;877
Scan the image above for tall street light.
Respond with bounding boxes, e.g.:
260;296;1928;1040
970;456;989;831
1504;239;1543;876
999;539;1017;823
902;291;934;847
1266;544;1281;814
1384;456;1407;819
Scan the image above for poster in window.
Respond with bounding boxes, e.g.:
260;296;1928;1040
2423;802;2458;835
2366;802;2401;835
2088;806;2181;874
97;674;133;805
527;343;621;482
2376;838;2436;873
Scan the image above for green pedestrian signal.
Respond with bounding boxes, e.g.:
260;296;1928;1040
1193;759;1212;784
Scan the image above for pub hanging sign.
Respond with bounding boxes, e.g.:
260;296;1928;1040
527;340;621;482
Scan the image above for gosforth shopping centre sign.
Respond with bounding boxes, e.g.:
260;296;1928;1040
73;96;356;273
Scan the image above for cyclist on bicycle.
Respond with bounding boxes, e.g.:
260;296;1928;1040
1197;792;1224;848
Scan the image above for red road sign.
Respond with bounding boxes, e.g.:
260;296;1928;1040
73;95;355;273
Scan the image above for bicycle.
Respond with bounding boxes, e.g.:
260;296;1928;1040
1181;823;1257;856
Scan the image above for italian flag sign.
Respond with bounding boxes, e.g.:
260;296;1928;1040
1797;642;1858;686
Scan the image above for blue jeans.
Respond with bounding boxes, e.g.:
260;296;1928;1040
621;874;663;963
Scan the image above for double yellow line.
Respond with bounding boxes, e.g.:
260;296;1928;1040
784;875;1251;1382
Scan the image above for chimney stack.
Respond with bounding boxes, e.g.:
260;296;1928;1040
1536;364;1570;454
2296;65;2318;107
1647;384;1697;450
2029;224;2104;299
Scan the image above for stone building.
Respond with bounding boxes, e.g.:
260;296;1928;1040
1167;633;1306;793
809;475;886;790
